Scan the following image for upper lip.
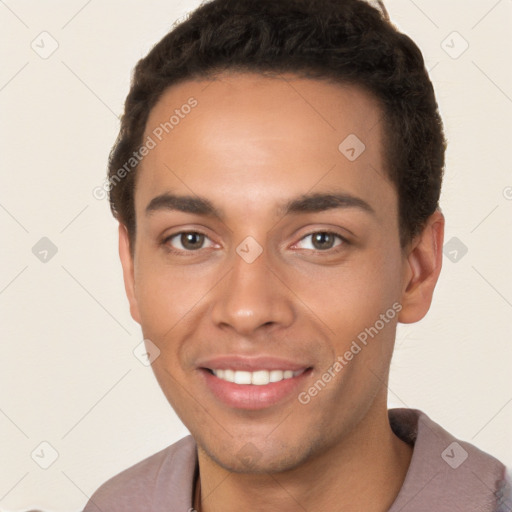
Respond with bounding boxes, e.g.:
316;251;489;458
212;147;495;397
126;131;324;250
196;355;311;372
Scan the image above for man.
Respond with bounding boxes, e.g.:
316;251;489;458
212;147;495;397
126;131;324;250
84;0;511;510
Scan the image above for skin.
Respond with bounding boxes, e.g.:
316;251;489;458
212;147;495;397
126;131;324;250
119;72;444;511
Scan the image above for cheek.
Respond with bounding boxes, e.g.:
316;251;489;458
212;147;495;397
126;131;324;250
133;250;218;344
343;248;403;362
133;257;189;335
300;250;401;327
356;239;403;300
315;254;402;398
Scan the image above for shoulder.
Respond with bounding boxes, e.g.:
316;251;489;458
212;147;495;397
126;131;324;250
388;408;508;512
83;435;197;512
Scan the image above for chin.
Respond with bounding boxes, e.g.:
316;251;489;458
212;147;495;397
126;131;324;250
199;436;314;475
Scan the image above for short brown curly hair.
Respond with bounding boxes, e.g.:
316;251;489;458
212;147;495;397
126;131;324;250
107;0;446;248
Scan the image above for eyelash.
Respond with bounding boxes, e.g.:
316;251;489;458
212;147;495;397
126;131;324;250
292;230;349;254
161;230;349;256
161;231;216;257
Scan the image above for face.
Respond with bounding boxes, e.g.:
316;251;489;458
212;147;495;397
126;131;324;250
119;72;441;474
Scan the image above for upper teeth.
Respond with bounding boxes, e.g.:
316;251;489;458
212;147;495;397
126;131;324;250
211;369;303;385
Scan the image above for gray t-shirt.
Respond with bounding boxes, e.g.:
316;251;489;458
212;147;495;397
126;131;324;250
83;408;510;511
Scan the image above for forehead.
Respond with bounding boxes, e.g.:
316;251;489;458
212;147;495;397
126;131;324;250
135;72;396;222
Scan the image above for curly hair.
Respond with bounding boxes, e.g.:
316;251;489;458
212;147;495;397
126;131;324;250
107;0;446;248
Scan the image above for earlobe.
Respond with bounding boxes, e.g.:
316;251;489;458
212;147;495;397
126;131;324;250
118;223;141;325
398;210;445;324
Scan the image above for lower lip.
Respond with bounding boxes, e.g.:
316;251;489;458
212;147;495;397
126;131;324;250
200;369;312;410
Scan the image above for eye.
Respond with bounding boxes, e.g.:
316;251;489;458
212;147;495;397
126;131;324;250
294;231;346;252
163;231;215;253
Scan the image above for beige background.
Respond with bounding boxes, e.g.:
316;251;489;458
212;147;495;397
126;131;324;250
1;0;511;510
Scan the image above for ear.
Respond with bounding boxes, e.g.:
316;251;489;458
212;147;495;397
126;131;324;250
118;223;141;325
398;209;445;324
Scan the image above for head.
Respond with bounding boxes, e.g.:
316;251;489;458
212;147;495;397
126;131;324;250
114;0;446;473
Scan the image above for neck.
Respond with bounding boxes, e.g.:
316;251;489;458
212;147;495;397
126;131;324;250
194;398;413;512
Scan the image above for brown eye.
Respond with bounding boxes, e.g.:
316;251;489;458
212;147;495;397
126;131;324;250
165;231;214;252
311;232;337;250
180;232;205;250
295;231;345;251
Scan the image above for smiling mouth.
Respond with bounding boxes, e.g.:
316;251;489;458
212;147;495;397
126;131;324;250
206;368;308;385
200;365;313;409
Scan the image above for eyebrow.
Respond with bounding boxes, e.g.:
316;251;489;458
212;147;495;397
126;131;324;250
145;191;375;219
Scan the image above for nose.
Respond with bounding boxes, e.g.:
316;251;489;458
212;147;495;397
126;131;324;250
210;243;295;336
